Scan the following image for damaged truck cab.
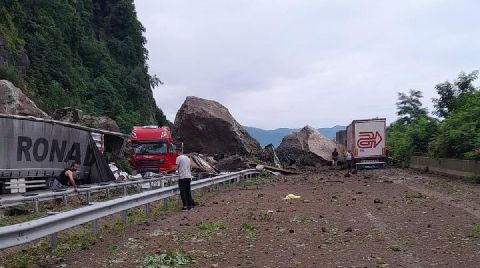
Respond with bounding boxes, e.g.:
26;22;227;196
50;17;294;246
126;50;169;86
128;126;179;174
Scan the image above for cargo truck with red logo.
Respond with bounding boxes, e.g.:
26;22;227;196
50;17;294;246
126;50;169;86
346;118;387;169
128;126;181;174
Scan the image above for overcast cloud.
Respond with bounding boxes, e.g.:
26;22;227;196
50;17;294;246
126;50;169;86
135;0;480;129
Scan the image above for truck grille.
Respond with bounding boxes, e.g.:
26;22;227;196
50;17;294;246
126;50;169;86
137;159;165;169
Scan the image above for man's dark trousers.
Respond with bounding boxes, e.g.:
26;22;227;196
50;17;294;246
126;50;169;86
179;178;195;208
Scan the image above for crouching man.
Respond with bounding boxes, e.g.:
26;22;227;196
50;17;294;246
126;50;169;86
48;161;79;191
47;161;80;207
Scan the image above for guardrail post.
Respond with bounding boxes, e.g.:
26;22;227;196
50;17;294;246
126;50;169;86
86;191;91;204
62;194;68;206
122;210;128;224
49;233;57;250
122;185;127;196
144;203;151;217
32;198;39;212
137;183;142;193
92;219;98;236
106;188;110;198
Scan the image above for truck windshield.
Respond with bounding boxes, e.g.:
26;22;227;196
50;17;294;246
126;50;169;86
133;142;168;155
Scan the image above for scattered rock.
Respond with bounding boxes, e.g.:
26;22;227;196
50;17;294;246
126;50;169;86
344;227;353;232
289;229;295;234
374;199;383;204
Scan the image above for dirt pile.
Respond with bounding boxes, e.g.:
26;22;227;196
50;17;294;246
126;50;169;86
52;107;120;132
0;80;50;118
277;125;344;165
173;96;262;156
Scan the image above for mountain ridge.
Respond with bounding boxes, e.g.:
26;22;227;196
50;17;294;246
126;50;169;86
244;125;346;147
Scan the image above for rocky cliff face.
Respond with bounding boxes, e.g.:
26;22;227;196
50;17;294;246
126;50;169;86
0;35;30;77
52;107;120;132
0;80;49;118
173;96;262;155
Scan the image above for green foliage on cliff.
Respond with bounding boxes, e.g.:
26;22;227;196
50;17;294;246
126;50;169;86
0;0;167;132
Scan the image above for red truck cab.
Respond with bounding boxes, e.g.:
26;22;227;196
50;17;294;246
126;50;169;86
129;126;178;174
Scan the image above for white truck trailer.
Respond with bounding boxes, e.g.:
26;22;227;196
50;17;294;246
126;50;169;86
346;118;387;169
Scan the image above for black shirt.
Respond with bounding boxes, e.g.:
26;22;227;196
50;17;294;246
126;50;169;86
57;168;73;186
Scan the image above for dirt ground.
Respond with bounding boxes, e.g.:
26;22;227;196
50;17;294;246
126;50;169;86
11;168;480;267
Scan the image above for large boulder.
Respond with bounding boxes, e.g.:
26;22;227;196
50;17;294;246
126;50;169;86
278;125;344;162
276;147;325;168
258;144;282;168
214;155;251;171
52;107;120;132
0;80;50;118
173;96;262;155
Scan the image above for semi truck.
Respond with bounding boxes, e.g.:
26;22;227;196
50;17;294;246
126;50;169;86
128;126;180;174
346;118;387;169
0;114;127;194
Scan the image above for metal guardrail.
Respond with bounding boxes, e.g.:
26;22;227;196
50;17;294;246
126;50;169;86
0;169;259;250
0;174;181;211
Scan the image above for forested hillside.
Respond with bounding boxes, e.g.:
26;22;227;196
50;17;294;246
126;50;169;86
0;0;167;132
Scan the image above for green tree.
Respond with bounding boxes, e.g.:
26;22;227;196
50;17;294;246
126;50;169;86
388;89;437;165
432;70;479;118
396;89;428;124
430;92;480;159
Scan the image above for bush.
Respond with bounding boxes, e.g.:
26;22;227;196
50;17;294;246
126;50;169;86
0;65;24;88
387;116;438;165
429;92;480;159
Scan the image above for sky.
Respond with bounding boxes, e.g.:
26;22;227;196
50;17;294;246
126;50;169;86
134;0;480;129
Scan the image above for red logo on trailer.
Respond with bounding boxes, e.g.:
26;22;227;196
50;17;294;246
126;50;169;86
357;131;383;148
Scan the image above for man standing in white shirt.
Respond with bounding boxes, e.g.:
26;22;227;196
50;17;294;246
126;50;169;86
345;150;353;172
175;148;195;211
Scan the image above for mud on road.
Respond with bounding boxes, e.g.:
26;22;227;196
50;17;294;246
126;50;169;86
45;169;480;267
